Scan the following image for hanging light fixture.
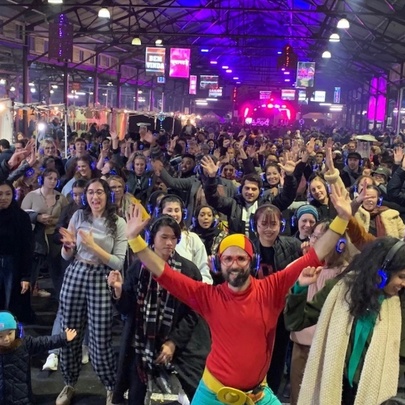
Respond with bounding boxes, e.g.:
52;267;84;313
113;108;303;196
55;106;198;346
131;37;142;46
48;0;63;4
337;18;350;29
155;38;163;46
329;33;340;42
322;51;332;59
98;8;111;18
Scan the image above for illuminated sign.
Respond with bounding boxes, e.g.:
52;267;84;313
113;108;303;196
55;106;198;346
169;48;191;78
296;61;315;88
200;75;219;90
189;75;197;95
145;47;166;75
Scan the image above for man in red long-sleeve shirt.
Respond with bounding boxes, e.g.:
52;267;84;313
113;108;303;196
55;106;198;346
116;187;350;405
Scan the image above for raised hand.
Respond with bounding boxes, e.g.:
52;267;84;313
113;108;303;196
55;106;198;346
297;266;323;287
306;137;316;155
278;151;296;175
200;155;220;177
110;131;118;141
20;281;30;294
394;146;404;165
126;203;150;239
329;182;352;220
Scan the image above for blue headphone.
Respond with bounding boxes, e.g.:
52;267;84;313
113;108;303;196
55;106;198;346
192;206;219;229
0;311;24;338
37;171;61;189
145;215;182;246
377;240;405;289
155;194;188;220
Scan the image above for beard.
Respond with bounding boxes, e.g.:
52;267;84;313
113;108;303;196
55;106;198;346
222;267;250;288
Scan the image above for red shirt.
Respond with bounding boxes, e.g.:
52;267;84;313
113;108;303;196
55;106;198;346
156;248;321;390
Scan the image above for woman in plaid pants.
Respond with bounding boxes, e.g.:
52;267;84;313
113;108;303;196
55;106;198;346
56;179;127;405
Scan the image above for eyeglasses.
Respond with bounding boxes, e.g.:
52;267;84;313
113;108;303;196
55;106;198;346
86;190;105;196
220;255;250;267
310;233;323;241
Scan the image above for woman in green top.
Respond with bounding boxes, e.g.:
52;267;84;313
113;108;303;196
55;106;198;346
285;237;405;405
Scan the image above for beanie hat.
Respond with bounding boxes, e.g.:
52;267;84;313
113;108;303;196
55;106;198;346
296;205;319;222
0;312;17;331
218;234;254;258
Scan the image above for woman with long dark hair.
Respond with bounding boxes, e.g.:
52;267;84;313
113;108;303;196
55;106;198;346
0;180;33;320
56;178;127;405
285;237;405;405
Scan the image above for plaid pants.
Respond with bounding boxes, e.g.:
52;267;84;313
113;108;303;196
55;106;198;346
59;260;116;390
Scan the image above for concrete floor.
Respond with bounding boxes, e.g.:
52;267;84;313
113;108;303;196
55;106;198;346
26;277;296;405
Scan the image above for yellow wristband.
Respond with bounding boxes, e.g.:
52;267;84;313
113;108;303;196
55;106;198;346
128;236;148;253
329;216;349;235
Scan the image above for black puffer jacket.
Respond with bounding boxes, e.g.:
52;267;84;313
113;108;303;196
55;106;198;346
0;333;67;404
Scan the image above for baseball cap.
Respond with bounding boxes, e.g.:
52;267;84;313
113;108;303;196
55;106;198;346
347;152;362;160
372;167;390;179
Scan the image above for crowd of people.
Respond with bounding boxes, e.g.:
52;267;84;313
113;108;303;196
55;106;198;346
1;123;405;405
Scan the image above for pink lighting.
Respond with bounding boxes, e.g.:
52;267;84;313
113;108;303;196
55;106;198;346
244;107;250;118
284;79;291;82
210;61;218;65
222;65;229;69
267;103;274;108
283;71;290;75
225;69;232;73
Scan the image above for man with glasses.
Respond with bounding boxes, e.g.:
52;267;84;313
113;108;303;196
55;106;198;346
124;192;351;405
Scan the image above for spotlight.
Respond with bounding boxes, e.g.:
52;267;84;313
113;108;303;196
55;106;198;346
322;51;332;58
337;18;350;29
329;33;340;42
98;8;110;18
131;37;142;46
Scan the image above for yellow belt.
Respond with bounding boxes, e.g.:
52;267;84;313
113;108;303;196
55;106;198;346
202;368;267;405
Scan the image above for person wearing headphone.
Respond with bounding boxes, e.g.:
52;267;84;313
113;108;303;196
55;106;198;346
353;185;405;239
56;179;127;405
340;152;363;188
107;216;210;405
158;195;213;284
0;310;77;404
251;204;302;395
123;182;350;405
285;238;405;405
200;155;298;239
151;156;236;228
61;155;100;197
288;221;352;405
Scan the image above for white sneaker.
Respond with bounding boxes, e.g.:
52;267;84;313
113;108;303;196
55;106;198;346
81;345;89;364
42;353;58;371
106;390;113;405
56;385;75;405
37;289;51;297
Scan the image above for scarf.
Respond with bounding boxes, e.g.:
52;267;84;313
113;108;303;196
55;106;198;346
369;206;389;237
134;254;182;381
298;280;401;405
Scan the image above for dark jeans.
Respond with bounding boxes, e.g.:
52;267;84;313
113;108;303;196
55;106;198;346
0;255;14;310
